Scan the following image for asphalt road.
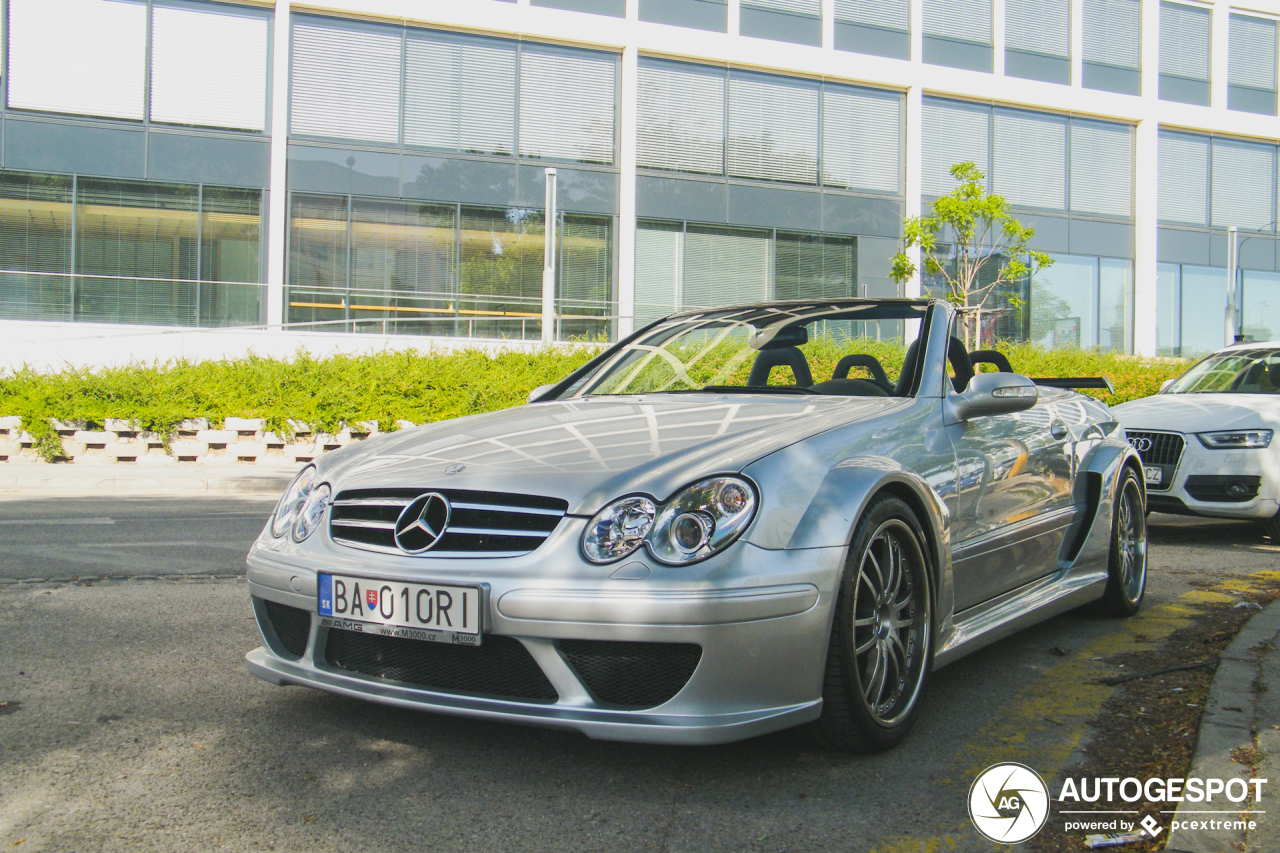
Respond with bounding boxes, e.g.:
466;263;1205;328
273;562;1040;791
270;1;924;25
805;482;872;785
2;500;1280;852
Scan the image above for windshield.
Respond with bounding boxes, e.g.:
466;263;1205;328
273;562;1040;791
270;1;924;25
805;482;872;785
1167;349;1280;394
568;301;929;399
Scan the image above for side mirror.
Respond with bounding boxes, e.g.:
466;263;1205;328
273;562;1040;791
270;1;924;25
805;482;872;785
949;372;1038;422
1160;379;1175;393
527;384;555;404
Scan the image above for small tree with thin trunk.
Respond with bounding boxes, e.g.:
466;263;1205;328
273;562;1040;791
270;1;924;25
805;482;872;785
890;161;1053;349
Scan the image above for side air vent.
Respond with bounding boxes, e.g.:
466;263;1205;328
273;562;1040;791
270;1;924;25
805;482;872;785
330;488;568;557
559;640;702;709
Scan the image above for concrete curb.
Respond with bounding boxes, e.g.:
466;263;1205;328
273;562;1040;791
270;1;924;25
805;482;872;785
1166;599;1280;853
0;464;297;497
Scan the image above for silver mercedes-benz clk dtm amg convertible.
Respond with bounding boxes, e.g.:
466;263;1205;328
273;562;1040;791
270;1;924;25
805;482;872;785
245;298;1148;752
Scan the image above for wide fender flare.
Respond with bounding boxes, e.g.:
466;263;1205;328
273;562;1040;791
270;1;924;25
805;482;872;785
780;456;952;609
1067;437;1143;568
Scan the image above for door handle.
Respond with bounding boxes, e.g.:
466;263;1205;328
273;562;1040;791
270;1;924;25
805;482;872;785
1050;420;1068;440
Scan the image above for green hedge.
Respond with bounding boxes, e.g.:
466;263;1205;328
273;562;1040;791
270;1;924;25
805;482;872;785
0;342;1188;461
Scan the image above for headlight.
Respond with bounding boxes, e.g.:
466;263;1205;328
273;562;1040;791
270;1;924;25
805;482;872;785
271;465;316;538
1197;429;1274;449
292;483;331;542
581;476;758;566
582;496;657;562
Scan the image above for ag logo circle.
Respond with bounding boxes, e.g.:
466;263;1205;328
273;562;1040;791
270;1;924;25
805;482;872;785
968;762;1050;844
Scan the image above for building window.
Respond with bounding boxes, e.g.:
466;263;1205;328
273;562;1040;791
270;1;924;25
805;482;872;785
1229;13;1278;116
1028;254;1133;352
922;0;993;73
1158;130;1277;230
531;0;625;17
0;170;263;327
1005;0;1070;85
740;0;821;47
924;98;1134;221
638;0;727;32
834;0;910;60
1083;0;1141;95
637;59;902;195
290;18;618;166
6;0;270;132
287;193;611;340
1159;2;1211;106
1157;263;1226;357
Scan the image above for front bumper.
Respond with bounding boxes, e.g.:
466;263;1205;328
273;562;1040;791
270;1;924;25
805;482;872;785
245;537;840;745
1136;430;1280;520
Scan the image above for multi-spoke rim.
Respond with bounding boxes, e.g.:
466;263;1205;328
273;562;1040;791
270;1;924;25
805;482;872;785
852;519;929;726
1116;479;1147;603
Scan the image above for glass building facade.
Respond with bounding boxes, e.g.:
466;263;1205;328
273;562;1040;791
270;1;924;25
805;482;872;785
0;0;1277;358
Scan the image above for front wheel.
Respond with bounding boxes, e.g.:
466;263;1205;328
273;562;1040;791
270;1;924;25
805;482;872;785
808;495;933;753
1097;468;1148;617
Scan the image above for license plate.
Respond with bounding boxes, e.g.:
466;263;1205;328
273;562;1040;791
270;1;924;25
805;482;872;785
318;573;481;646
1144;466;1163;486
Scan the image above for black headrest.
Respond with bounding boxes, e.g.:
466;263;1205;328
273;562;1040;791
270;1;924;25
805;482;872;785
895;339;922;396
834;354;890;387
948;336;975;392
747;347;813;387
969;349;1014;373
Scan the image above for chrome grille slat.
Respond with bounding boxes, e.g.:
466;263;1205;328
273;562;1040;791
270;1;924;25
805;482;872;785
330;487;568;557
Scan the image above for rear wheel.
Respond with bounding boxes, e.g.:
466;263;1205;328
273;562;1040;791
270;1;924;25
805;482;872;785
808;495;933;752
1098;468;1147;617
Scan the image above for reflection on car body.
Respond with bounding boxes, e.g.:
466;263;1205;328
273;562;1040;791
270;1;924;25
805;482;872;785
246;298;1148;752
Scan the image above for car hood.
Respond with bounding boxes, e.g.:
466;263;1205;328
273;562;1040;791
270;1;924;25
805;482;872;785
1114;393;1280;433
322;394;910;515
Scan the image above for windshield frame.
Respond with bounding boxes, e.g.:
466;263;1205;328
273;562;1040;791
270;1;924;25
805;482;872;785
541;299;937;402
1165;348;1280;395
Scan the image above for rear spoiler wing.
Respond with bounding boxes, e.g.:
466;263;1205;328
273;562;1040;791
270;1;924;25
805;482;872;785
1031;377;1116;395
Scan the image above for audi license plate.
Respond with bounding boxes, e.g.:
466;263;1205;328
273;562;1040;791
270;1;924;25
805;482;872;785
317;573;481;646
1144;466;1164;486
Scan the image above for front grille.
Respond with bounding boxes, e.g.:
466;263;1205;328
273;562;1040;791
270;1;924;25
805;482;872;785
263;599;311;658
1126;430;1185;466
1185;475;1262;503
330;488;568;557
324;629;559;703
559;640;702;709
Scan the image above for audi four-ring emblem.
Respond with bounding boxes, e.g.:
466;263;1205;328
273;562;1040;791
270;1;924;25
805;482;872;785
1128;437;1153;453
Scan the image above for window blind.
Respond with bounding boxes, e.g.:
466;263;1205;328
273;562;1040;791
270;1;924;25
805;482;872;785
1070;120;1133;217
834;0;908;31
7;0;146;121
519;47;617;165
636;61;725;175
1160;2;1211;80
0;172;74;275
559;215;613;307
1211;139;1275;229
150;4;269;132
741;0;819;15
1006;0;1069;57
635;222;683;323
993;111;1066;210
404;35;516;155
350;199;456;296
291;21;401;143
775;235;854;300
682;227;771;309
821;87;901;194
922;100;990;196
1083;0;1141;68
1230;14;1277;91
289;193;349;293
1157;132;1208;224
922;0;991;44
727;74;818;184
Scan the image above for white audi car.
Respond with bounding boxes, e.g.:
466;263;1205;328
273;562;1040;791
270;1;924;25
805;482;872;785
1115;344;1280;535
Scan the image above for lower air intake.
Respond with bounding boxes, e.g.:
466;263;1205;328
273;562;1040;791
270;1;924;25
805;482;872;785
324;630;559;703
263;599;311;658
559;640;702;709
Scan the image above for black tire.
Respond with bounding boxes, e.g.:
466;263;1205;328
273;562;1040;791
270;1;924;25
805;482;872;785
808;494;933;753
1262;512;1280;543
1097;468;1148;617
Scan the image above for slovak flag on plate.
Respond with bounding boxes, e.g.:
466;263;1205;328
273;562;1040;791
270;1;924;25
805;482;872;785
366;588;379;612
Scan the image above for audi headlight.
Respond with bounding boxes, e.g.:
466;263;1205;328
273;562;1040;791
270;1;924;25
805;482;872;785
1197;429;1273;449
292;483;331;543
271;465;316;538
582;477;758;566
